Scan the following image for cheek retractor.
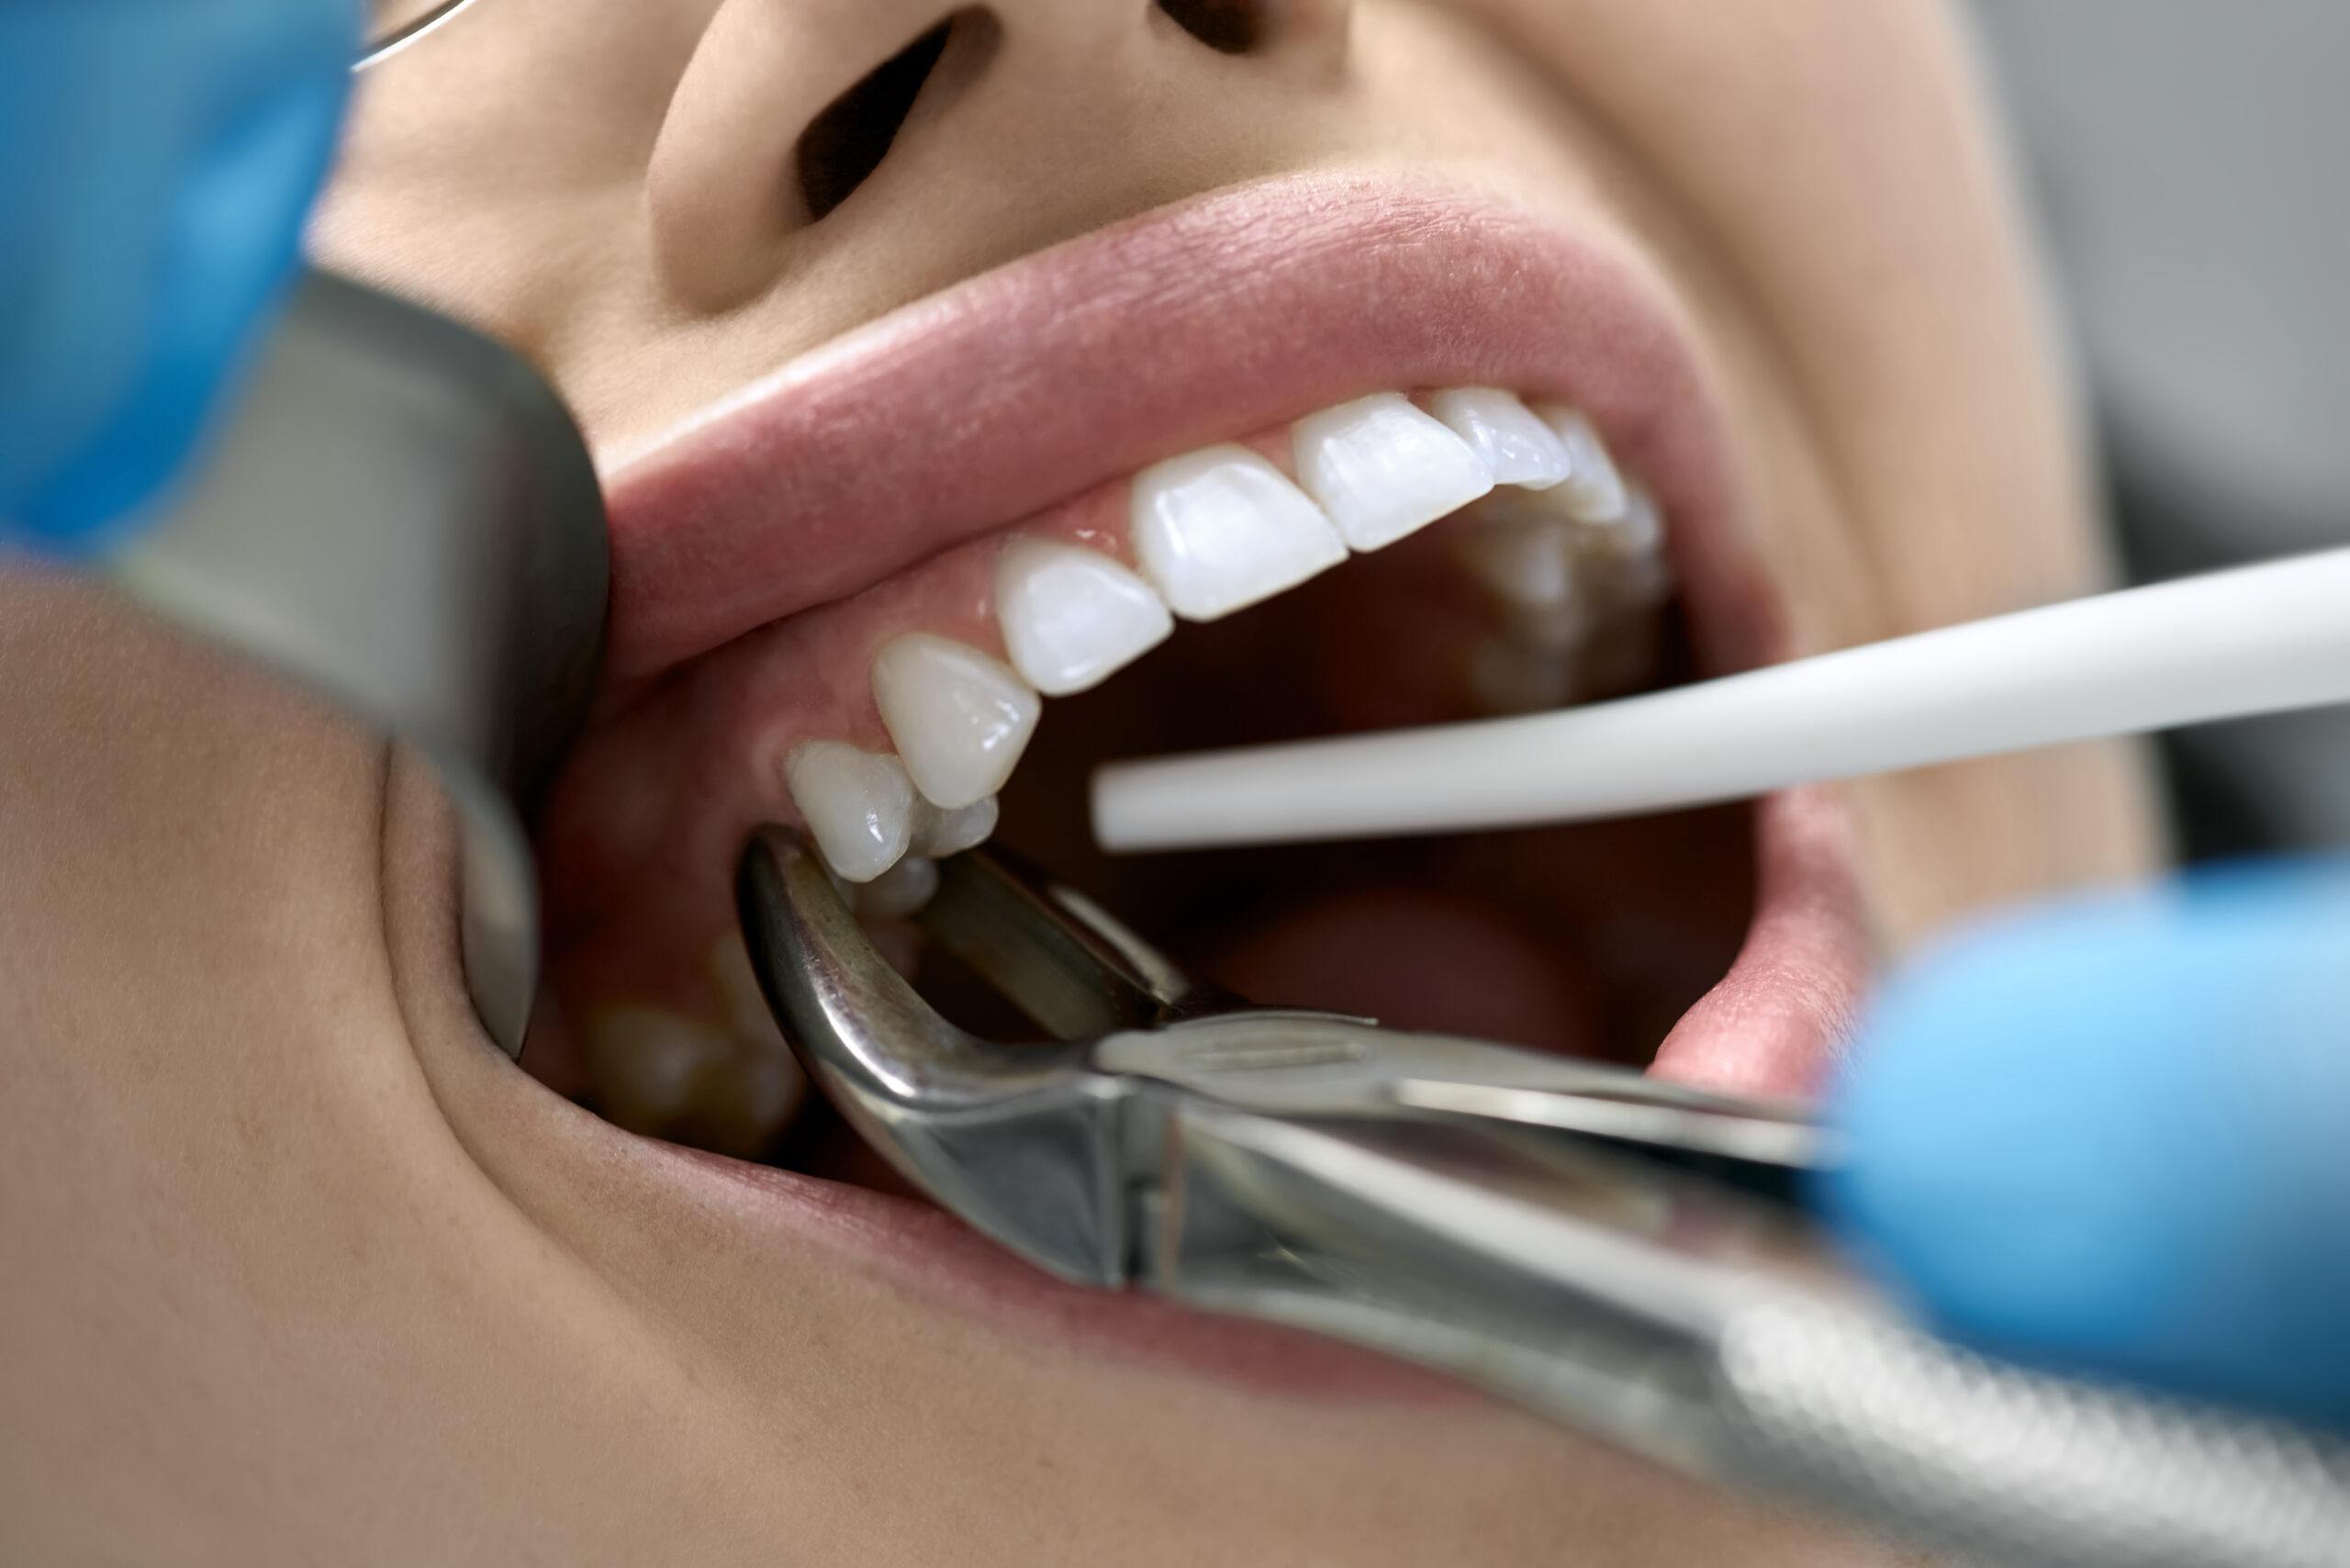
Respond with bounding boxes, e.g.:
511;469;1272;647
737;827;2350;1568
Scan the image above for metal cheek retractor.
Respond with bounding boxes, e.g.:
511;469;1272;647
738;825;2350;1568
113;272;607;1055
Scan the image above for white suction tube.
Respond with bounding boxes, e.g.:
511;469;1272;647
1092;546;2350;853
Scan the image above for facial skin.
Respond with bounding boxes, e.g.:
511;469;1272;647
0;0;2158;1562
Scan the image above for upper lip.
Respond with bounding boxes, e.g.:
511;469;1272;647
598;170;1767;684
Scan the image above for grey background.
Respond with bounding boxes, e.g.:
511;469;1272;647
1966;0;2350;856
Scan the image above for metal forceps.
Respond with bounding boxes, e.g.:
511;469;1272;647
737;826;2350;1568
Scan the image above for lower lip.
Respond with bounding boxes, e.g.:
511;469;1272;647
641;1134;1478;1405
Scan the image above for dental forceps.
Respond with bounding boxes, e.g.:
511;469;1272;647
738;826;2350;1568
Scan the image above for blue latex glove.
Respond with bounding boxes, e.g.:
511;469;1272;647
0;0;358;553
1829;856;2350;1431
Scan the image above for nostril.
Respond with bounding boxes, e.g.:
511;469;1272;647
797;14;963;224
1156;0;1265;54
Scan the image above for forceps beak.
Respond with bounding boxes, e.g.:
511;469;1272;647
735;825;1142;1284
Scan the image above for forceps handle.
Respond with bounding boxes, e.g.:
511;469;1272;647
1156;1103;2350;1568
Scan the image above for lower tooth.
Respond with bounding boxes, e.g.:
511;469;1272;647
850;854;940;918
1467;636;1577;715
785;740;915;882
582;1006;733;1131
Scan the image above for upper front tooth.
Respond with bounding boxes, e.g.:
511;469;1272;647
872;633;1041;810
1535;405;1629;523
994;537;1174;695
1428;388;1572;489
1131;444;1348;621
785;739;916;881
1292;392;1494;551
909;793;998;857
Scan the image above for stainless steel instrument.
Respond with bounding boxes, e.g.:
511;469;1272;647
738;825;2350;1568
110;270;608;1055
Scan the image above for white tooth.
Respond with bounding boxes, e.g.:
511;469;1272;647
1130;443;1348;621
1454;515;1578;615
910;793;998;857
994;537;1173;696
583;1006;731;1126
872;634;1041;811
1292;392;1494;551
1466;636;1576;716
1534;405;1629;523
851;854;941;918
1428;387;1572;489
784;739;915;882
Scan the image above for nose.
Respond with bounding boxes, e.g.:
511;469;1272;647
644;0;1350;308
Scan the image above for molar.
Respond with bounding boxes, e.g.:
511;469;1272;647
1130;443;1348;621
1292;392;1494;551
1428;387;1572;488
1535;405;1630;523
994;536;1173;695
785;739;917;881
872;633;1041;810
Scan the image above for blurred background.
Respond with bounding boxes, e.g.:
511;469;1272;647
1966;0;2350;858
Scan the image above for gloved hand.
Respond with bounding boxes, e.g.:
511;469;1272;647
0;0;357;552
1828;856;2350;1431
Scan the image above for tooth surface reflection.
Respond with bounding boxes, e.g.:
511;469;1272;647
994;536;1173;695
1428;387;1572;488
785;739;916;882
1131;443;1348;621
872;633;1041;810
1536;405;1630;523
1292;392;1494;551
910;792;998;857
850;853;941;918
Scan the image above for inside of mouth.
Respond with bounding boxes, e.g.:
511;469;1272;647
573;392;1759;1192
782;523;1750;1194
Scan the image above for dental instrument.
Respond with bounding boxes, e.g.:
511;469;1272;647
108;272;609;1054
6;0;606;1056
738;827;2350;1568
1092;545;2350;853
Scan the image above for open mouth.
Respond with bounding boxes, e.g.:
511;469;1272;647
522;171;1873;1384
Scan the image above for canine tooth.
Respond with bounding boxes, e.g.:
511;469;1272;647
994;537;1173;696
1292;392;1494;551
910;794;998;857
1131;444;1348;620
785;739;916;882
873;634;1041;810
1535;405;1630;523
1428;388;1572;488
851;854;940;918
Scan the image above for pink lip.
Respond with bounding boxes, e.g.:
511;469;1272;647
601;171;1775;684
576;172;1865;1401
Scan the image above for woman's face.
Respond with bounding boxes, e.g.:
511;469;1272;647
300;0;2154;1559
